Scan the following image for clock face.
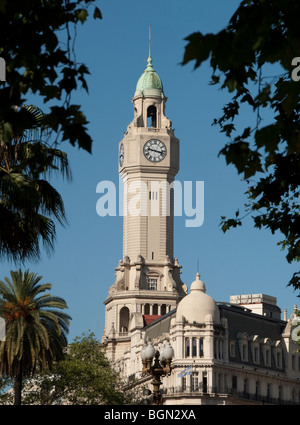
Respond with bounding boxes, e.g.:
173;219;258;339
143;139;167;162
119;143;124;166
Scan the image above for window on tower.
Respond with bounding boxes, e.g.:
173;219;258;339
147;105;157;128
119;306;130;335
147;277;157;290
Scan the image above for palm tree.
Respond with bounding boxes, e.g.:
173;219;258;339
0;105;71;262
0;269;71;405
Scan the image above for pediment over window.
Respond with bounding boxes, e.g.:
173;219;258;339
250;334;261;344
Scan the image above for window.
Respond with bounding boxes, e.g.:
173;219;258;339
237;332;249;362
147;278;157;290
254;347;259;363
119;307;129;335
219;340;223;359
192;338;197;357
199;338;204;357
276;351;282;368
147;105;157;128
255;381;260;400
215;339;222;359
202;373;207;393
192;373;198;392
242;344;247;361
243;379;249;398
230;341;236;357
278;385;282;402
275;342;282;369
232;376;237;391
265;348;271;366
263;338;272;366
149;191;158;200
267;383;271;402
251;335;260;364
185;338;190;357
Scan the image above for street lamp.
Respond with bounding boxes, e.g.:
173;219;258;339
141;340;174;405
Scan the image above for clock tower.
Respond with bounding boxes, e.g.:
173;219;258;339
102;43;187;362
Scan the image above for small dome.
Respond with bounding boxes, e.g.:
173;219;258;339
176;273;220;324
134;55;164;97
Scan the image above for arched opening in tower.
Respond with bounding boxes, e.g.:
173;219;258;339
147;105;157;128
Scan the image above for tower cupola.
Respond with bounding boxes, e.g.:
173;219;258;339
135;55;164;98
129;26;171;130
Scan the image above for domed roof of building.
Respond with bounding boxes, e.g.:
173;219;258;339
176;273;220;324
134;55;164;97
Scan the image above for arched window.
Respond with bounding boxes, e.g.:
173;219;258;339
147;105;157;128
263;338;272;366
250;335;260;364
237;332;249;362
144;303;150;315
275;341;283;369
119;307;130;335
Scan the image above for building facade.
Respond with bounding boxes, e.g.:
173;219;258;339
101;48;300;405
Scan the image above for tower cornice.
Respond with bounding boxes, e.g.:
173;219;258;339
120;164;178;177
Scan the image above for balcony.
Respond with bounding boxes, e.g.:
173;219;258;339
164;386;299;405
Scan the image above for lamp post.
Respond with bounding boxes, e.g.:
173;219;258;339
141;340;174;405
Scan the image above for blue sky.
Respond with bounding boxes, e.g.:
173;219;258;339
1;0;299;342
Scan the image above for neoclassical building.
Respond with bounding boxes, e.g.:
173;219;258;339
101;46;300;405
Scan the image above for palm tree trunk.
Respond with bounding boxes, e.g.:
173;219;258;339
14;365;23;405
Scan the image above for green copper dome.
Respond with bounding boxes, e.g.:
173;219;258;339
135;55;164;97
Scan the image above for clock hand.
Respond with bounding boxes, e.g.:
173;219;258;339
148;147;162;153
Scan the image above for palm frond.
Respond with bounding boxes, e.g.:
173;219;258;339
0;104;71;263
0;270;71;382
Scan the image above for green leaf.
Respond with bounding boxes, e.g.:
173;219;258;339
93;7;102;19
76;9;88;24
255;124;280;153
182;32;216;69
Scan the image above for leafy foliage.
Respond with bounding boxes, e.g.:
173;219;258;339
20;332;140;405
0;0;102;153
0;0;102;262
182;0;300;290
0;269;71;404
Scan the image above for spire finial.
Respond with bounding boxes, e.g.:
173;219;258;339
149;24;151;59
146;25;153;70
